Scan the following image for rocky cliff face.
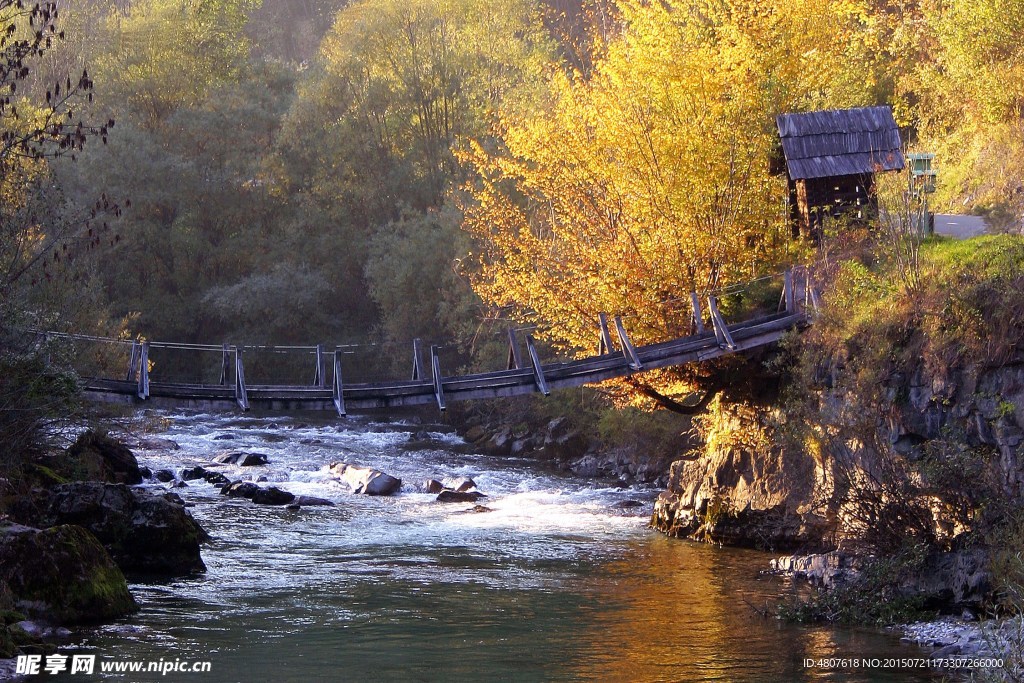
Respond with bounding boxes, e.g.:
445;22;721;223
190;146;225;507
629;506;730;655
651;360;1024;553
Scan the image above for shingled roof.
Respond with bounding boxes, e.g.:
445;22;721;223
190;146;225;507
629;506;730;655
776;106;904;180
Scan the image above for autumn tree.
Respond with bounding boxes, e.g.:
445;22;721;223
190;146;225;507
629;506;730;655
0;1;119;465
461;0;888;409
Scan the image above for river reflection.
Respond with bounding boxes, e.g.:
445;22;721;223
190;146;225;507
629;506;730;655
44;413;939;682
569;537;940;682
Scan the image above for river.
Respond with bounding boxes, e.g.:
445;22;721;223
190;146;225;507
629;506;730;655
52;411;940;682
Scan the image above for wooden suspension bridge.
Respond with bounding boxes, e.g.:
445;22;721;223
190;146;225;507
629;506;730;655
52;269;818;415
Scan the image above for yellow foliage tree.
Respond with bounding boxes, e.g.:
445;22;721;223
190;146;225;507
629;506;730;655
460;0;886;409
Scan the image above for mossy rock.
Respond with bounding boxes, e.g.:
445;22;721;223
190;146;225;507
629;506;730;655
0;524;137;623
53;431;142;485
26;464;69;488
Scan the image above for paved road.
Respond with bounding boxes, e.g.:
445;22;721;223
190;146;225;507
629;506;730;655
934;214;989;239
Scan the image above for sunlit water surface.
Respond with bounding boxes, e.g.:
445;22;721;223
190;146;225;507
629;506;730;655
49;412;938;682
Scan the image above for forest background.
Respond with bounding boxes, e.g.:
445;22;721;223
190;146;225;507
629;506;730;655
2;0;1023;421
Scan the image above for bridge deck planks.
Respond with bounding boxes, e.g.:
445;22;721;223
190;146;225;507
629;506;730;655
81;312;806;412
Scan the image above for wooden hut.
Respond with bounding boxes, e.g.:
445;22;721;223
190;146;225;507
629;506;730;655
776;106;904;238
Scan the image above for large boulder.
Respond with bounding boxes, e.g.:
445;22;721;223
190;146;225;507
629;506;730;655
58;431;142;485
328;463;401;496
213;451;268;466
0;524;137;623
221;481;260;499
43;483;207;576
442;476;477;492
251;487;295;506
423;479;445;493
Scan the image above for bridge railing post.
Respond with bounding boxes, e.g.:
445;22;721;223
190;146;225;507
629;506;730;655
219;343;229;385
707;296;737;350
314;344;325;388
412;338;424;381
507;328;523;370
613;316;643;370
689;292;706;335
137;342;150;399
126;340;139;382
784;269;795;314
430;345;446;411
234;347;249;411
524;334;550;395
333;347;346;416
598;313;614;355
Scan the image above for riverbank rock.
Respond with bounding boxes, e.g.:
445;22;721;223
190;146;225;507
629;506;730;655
213;451;269;466
436;490;487;503
0;523;137;623
42;483;207;575
58;431;143;485
328;462;401;495
770;551;861;588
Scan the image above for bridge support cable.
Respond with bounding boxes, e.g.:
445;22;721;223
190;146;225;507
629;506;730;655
126;341;139;382
411;338;424;381
234;347;249;411
707;296;737;351
333;348;346;417
219;344;230;385
506;328;523;370
598;312;614;355
524;334;550;395
137;342;150;399
613;316;643;371
313;344;326;388
689;292;706;334
430;345;446;411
